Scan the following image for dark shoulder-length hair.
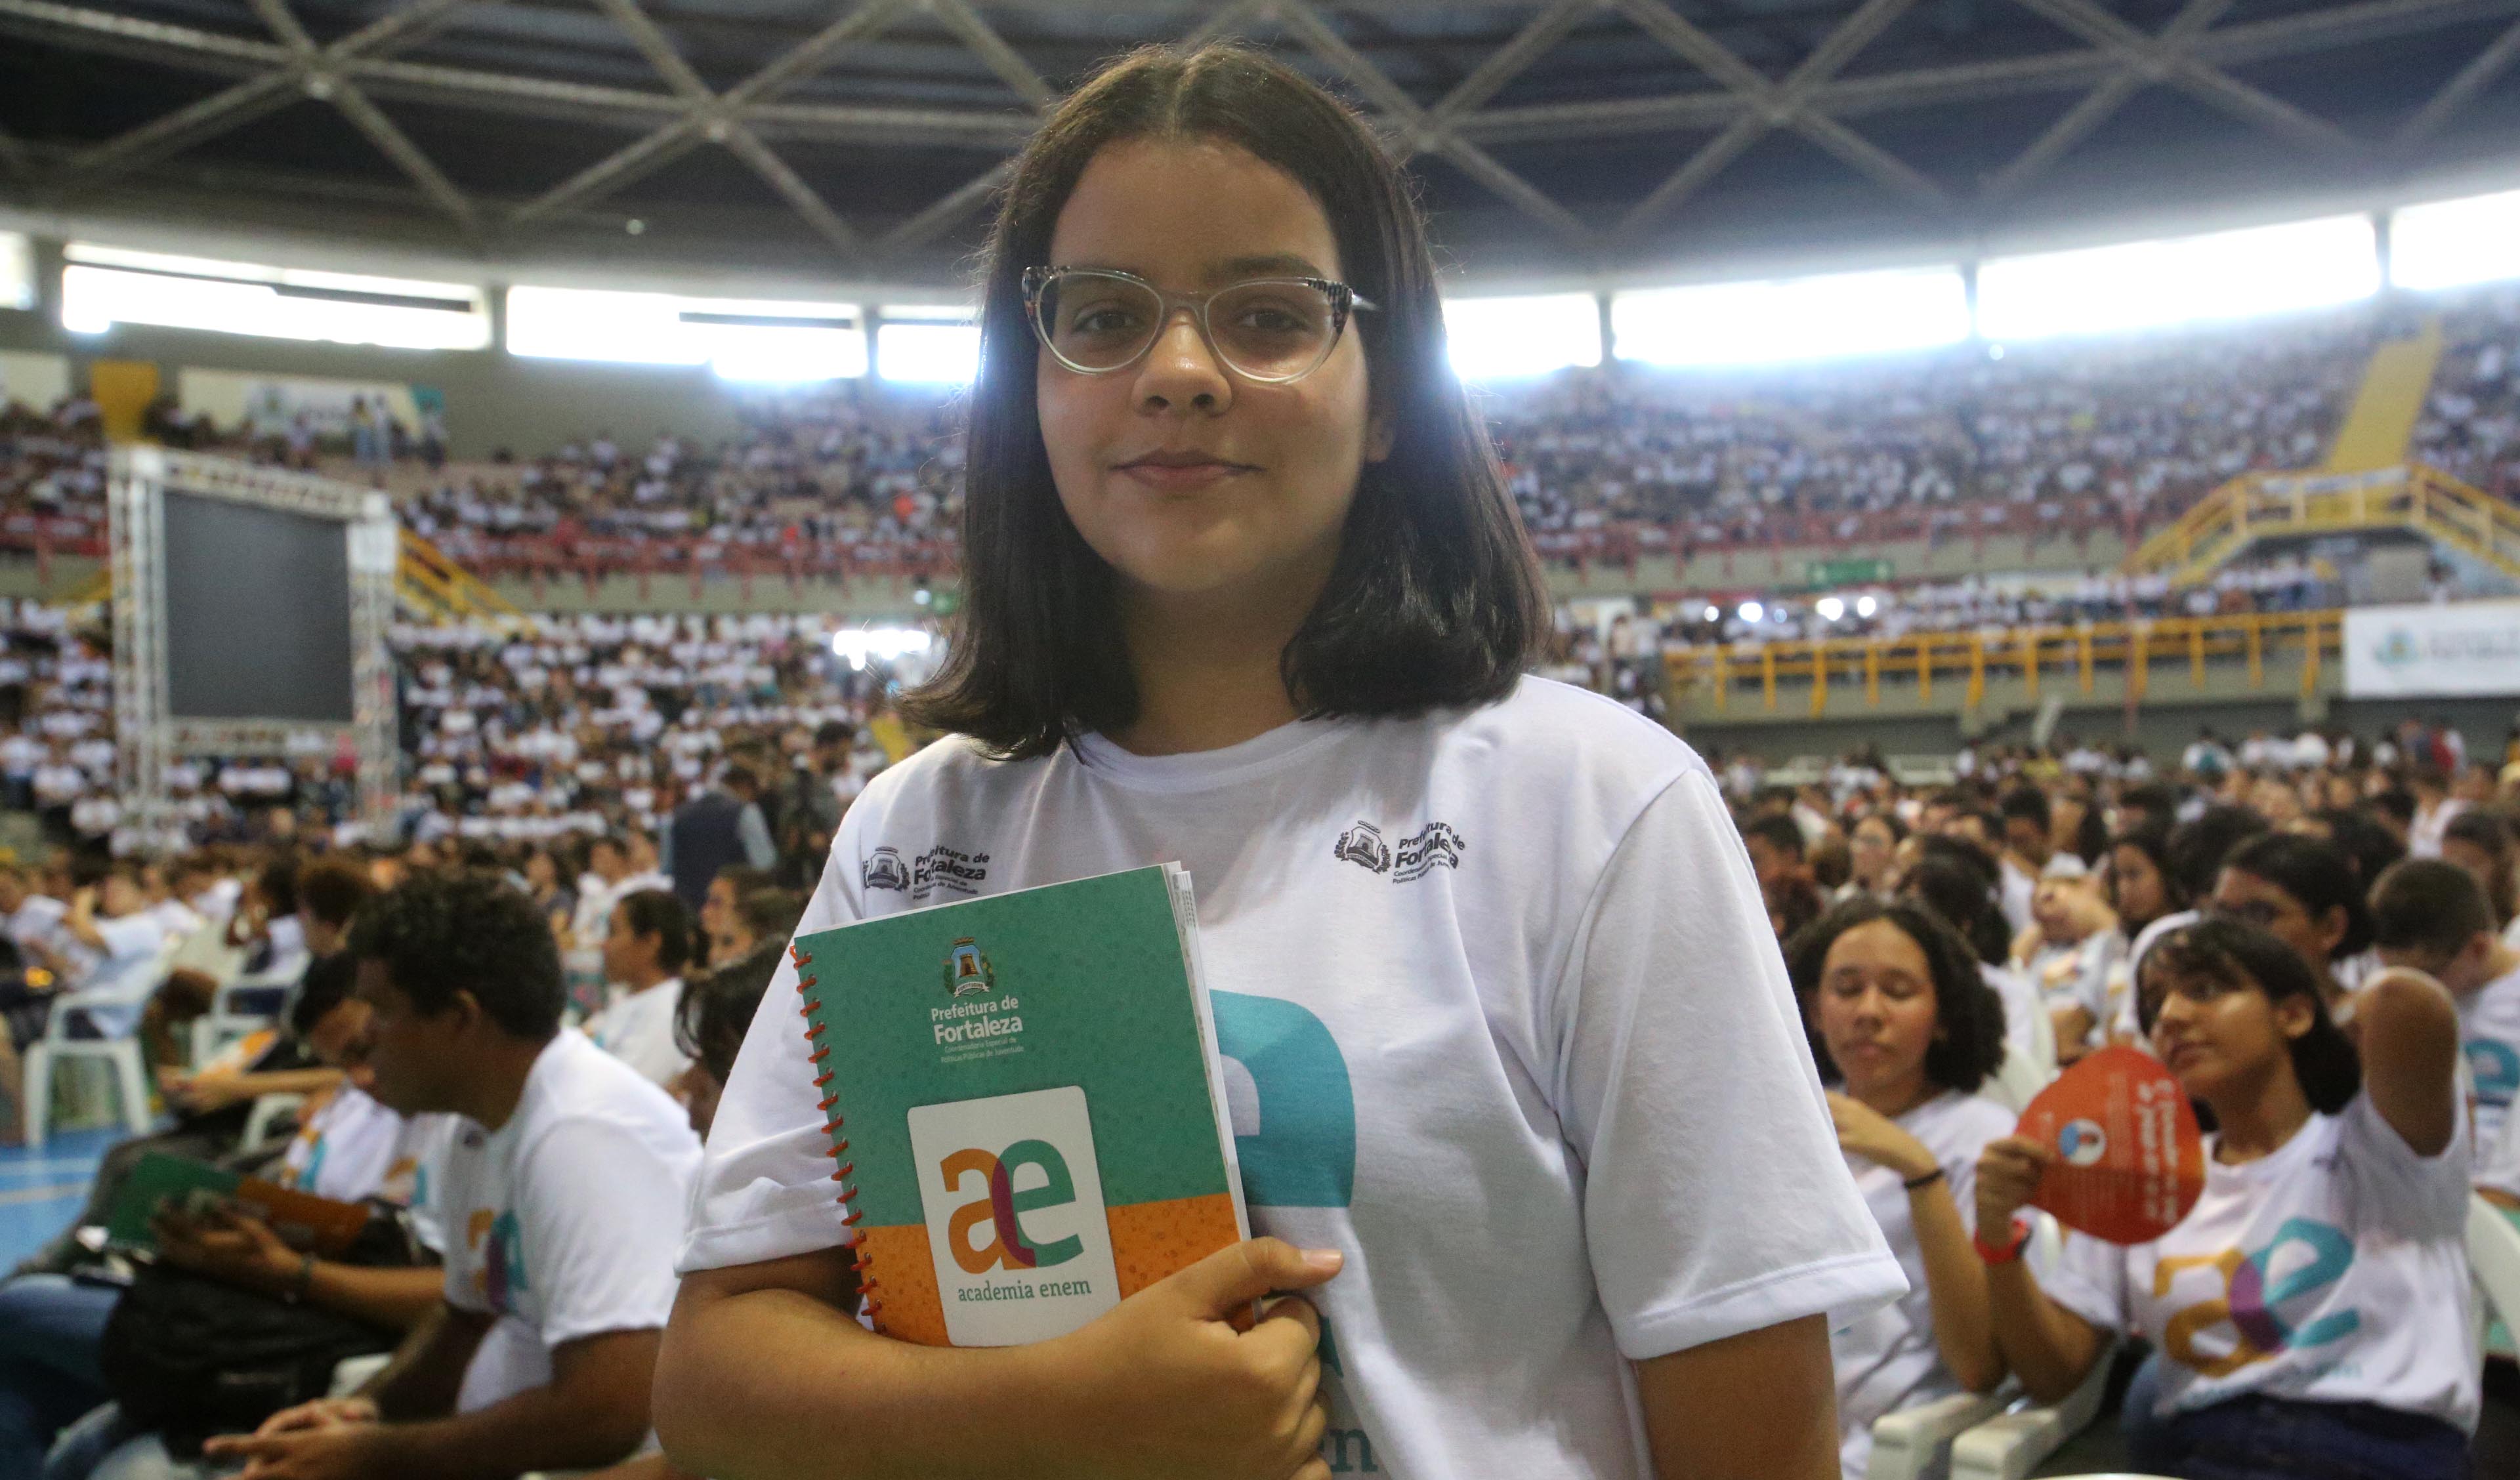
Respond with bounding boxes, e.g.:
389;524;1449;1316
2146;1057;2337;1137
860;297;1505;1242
1786;897;2007;1095
2135;916;2360;1114
901;43;1547;758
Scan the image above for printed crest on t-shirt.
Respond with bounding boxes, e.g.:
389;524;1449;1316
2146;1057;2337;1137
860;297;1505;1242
1332;820;1465;882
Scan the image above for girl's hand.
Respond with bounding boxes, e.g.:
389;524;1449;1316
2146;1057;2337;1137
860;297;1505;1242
1975;1136;2053;1233
1825;1092;1938;1182
1039;1237;1341;1480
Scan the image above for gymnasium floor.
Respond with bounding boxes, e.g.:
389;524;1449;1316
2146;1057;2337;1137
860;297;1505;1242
0;1126;112;1271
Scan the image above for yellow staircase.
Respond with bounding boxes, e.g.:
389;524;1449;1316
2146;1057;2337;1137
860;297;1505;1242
2126;319;2520;586
397;530;518;621
59;531;517;619
2323;322;2444;475
2128;464;2520;585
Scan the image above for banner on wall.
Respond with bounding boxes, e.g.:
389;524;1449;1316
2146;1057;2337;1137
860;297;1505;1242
2343;600;2520;697
0;350;71;411
176;368;425;438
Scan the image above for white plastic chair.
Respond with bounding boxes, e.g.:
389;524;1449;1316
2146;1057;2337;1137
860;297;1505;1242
1983;1042;2051;1115
240;1092;308;1154
1947;1344;2116;1480
21;937;180;1149
188;949;309;1065
1867;1388;2011;1480
2469;1193;2520;1363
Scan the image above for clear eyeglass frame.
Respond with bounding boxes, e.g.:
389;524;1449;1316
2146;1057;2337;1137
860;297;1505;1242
1021;265;1376;385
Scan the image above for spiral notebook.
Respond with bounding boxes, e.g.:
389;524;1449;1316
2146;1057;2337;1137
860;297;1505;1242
791;863;1250;1346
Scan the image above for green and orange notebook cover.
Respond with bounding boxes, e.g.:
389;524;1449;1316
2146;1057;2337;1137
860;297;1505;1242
790;863;1249;1346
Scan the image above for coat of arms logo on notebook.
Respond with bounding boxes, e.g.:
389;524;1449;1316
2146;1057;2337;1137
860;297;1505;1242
944;936;997;998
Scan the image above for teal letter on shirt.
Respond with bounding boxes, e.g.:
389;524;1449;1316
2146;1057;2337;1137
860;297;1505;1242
1213;991;1355;1208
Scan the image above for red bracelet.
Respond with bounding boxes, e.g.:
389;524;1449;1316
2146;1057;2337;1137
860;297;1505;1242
1974;1219;2029;1265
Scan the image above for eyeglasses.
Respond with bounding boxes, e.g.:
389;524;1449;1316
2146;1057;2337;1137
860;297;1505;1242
1022;266;1374;384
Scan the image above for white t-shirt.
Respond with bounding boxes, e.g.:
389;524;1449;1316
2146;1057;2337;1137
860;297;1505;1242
434;1029;701;1414
2455;961;2520;1150
684;680;1904;1479
1997;858;2038;936
1832;1091;2016;1480
281;1087;458;1252
1981;962;2044;1067
583;977;690;1087
73;912;171;1037
2043;1091;2478;1433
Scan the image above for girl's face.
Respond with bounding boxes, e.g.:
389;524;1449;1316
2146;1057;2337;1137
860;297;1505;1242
2145;961;2311;1105
1812;918;1941;1104
2211;867;2343;976
1849;817;1896;886
2108;842;2170;928
1036;137;1385;608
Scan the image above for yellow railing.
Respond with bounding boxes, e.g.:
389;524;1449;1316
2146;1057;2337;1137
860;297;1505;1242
2128;464;2520;585
398;530;518;620
1665;609;2345;718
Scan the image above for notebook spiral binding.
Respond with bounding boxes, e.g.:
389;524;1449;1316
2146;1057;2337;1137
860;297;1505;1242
792;942;883;1329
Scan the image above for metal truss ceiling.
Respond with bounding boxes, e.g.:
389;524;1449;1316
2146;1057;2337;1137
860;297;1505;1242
3;0;2519;276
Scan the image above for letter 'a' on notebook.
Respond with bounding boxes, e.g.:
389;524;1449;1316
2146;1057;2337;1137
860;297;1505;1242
789;863;1250;1346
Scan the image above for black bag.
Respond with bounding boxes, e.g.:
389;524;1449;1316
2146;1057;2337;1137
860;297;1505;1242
96;1206;421;1458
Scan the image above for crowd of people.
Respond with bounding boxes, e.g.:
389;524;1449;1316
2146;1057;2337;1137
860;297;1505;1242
6;281;2518;590
1726;729;2520;1477
0;695;2511;1475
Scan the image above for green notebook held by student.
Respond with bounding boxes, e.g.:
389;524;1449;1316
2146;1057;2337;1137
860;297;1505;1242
790;862;1249;1347
104;1151;371;1256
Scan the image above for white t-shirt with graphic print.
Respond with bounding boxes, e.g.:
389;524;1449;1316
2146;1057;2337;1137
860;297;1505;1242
2042;1090;2478;1433
583;977;690;1088
1832;1090;2017;1480
282;1086;458;1253
434;1029;701;1413
2454;962;2520;1151
683;678;1906;1480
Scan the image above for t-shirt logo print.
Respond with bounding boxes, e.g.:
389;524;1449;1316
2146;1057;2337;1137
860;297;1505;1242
1334;820;1467;882
1332;822;1391;874
862;846;910;892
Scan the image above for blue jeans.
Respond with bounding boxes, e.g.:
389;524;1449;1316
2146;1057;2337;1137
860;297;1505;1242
2133;1393;2470;1480
47;1403;240;1480
0;1274;119;1475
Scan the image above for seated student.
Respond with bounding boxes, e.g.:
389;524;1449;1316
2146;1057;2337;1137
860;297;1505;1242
153;859;374;1119
1741;812;1810;894
26;863;177;1040
699;887;806;974
2016;874;2122;1067
696;865;772;971
2438;809;2520;949
200;872;700;1480
2210;832;2376;1011
1788;899;2012;1480
0;955;447;1479
2370;858;2520;1153
1898;846;2039;1067
1976;919;2472;1480
584;890;693;1088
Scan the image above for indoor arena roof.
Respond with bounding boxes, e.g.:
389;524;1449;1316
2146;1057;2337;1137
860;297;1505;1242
2;0;2518;291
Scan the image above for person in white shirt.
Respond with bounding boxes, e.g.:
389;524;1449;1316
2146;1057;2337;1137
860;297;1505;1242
204;872;698;1479
2437;809;2520;950
2370;858;2520;1153
656;45;1902;1480
2406;766;2466;859
582;889;693;1088
1976;919;2471;1480
1788;899;2016;1480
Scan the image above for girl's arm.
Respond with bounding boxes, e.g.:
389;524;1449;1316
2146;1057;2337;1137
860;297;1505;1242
1908;1176;2002;1391
2356;968;2462;1157
1635;1315;1838;1480
1974;1137;2108;1403
656;1239;1340;1480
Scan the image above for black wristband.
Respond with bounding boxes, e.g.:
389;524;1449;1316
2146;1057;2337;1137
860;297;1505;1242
1902;1166;1946;1192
